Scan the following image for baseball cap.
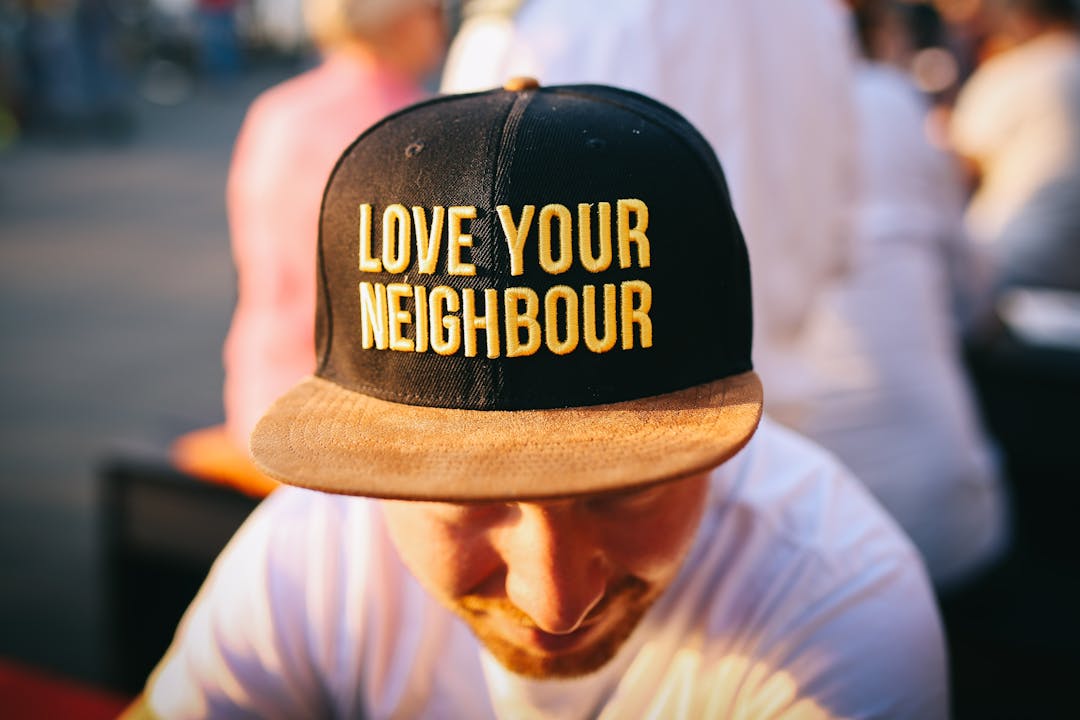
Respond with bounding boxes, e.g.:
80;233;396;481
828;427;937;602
250;78;762;501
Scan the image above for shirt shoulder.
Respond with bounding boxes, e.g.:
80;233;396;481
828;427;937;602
671;421;948;718
720;419;911;553
144;489;382;718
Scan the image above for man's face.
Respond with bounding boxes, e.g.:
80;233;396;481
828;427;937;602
379;472;710;679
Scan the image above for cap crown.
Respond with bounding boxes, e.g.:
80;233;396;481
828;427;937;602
315;84;752;410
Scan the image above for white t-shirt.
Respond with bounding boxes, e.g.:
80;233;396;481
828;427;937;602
145;420;947;719
441;0;858;419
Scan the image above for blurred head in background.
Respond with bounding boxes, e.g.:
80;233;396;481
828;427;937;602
850;0;916;65
304;0;447;80
219;0;448;453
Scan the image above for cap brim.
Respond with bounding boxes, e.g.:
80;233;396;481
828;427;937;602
250;371;763;501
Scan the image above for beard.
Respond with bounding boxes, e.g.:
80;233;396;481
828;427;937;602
452;574;658;679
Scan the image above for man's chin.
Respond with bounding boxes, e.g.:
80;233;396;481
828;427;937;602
474;618;642;679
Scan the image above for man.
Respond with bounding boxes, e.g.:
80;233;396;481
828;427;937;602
127;80;947;718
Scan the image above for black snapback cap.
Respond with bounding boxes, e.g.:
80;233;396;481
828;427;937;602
250;79;763;501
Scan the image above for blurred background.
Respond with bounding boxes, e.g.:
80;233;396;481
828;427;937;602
0;0;297;688
0;0;395;709
1;0;1078;717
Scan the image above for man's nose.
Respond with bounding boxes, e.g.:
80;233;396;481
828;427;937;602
499;503;609;635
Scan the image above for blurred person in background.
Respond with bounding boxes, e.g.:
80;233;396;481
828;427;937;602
195;0;243;83
20;0;85;135
1;0;25;141
950;0;1080;294
441;0;858;438
17;0;133;139
795;0;1008;588
221;0;446;452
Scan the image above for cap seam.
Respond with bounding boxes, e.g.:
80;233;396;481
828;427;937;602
548;86;731;209
484;89;534;408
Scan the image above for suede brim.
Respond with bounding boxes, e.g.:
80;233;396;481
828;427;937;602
249;371;763;501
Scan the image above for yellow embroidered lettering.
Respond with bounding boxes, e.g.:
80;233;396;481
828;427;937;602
617;198;651;269
583;283;617;353
544;285;579;355
578;202;613;273
413;206;444;275
503;287;541;357
462;288;501;358
361;279;653;357
386;283;414;352
358;204;382;272
620;280;653;349
498;204;535;276
448;206;477;276
358;281;388;350
413;285;429;352
382;204;411;274
539;204;573;275
429;286;461;355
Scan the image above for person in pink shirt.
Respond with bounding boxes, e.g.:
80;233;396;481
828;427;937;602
223;0;447;450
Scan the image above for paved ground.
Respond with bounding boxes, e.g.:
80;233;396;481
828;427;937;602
0;65;294;685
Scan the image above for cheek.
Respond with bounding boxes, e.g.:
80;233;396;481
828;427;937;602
607;515;701;581
606;483;708;581
379;502;498;600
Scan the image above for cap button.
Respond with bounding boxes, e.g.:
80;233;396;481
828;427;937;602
503;76;540;92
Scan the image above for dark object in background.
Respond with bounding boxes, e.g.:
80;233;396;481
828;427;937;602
100;455;259;694
946;326;1080;719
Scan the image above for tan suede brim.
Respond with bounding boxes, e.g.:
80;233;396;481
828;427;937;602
249;371;763;501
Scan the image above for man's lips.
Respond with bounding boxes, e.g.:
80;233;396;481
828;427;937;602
490;610;605;654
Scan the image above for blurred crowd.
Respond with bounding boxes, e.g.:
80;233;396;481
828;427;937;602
0;0;337;145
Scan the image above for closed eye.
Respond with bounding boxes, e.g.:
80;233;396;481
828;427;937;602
584;484;666;515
